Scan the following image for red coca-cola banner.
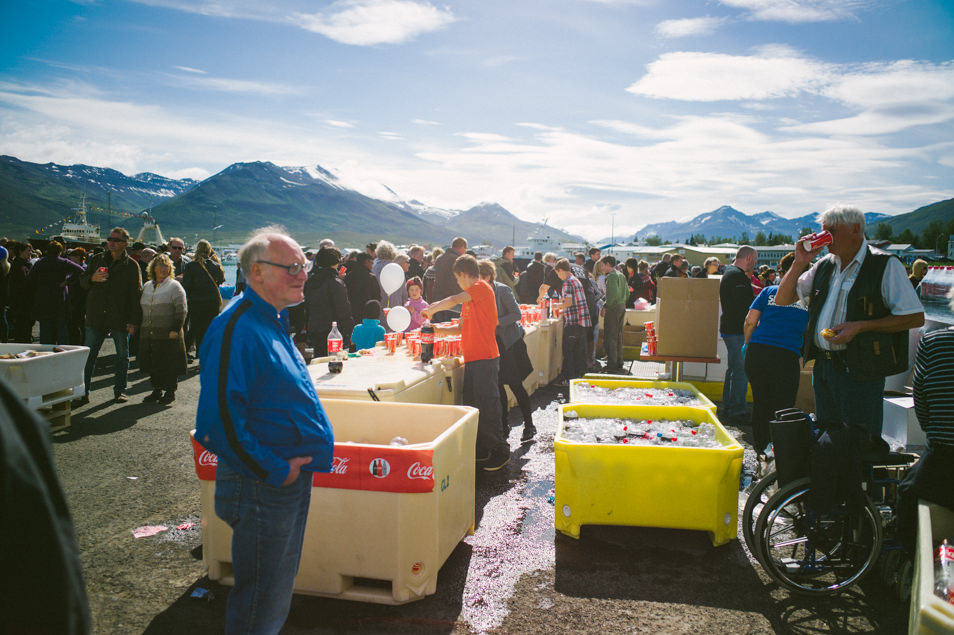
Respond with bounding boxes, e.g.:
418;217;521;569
191;436;435;493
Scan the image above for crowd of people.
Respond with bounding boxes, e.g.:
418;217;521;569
0;229;224;405
4;209;951;634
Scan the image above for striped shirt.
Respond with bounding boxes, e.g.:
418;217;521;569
913;327;954;448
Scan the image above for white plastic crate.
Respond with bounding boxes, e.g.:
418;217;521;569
0;344;88;408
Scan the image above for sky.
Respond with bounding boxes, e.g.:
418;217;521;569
1;0;953;241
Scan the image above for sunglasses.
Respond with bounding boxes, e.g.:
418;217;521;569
107;237;126;243
170;245;184;250
257;260;311;276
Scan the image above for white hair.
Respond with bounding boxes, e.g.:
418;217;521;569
238;225;291;276
375;240;397;261
820;205;866;232
318;238;335;249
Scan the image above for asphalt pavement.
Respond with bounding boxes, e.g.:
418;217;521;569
49;342;909;634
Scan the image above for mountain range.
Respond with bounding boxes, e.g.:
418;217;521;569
628;205;892;244
0;156;580;247
2;155;951;249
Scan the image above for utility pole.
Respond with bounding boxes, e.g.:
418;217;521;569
610;213;616;247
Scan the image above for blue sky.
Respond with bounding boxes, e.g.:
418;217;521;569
1;0;952;240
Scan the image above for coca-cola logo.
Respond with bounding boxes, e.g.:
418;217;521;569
421;333;434;344
407;461;434;480
330;456;349;474
198;450;218;467
369;458;391;478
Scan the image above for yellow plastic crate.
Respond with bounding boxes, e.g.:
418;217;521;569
568;378;717;414
554;403;743;546
195;399;478;605
910;502;954;633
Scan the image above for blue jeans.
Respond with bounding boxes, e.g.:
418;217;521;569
721;334;748;418
83;327;130;396
39;318;70;345
215;462;312;635
812;356;885;439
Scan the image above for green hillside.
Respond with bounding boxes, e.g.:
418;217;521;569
143;161;449;245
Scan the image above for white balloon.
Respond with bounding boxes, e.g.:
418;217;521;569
387;305;412;332
380;262;405;296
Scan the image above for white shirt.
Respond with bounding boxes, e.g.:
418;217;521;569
796;239;923;351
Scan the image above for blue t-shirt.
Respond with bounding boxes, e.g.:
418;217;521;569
748;286;810;355
351;318;386;351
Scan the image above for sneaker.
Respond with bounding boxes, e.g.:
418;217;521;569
114;392;129;403
521;424;537;444
143;390;162;403
159;391;176;404
482;448;510;472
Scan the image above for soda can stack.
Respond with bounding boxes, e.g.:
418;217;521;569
644;321;657;356
539;298;549;320
520;305;530;326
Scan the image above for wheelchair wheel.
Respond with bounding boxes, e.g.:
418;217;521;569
755;477;882;595
742;470;778;565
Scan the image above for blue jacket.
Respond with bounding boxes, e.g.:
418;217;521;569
195;287;334;487
351;318;386;351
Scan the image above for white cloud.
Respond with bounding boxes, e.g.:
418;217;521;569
379;131;404;140
325;119;356;128
627;49;830;101
655;16;727;38
412;118;441;125
173;65;207;74
718;0;871;23
291;0;455;46
166;73;301;95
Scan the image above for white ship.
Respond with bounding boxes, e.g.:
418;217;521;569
57;194;102;245
515;219;588;259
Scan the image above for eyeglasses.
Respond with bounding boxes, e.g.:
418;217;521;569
107;237;126;243
257;260;311;276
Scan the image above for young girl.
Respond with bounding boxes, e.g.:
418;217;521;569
404;277;429;331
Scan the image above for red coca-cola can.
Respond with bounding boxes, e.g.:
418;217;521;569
801;230;833;251
98;266;108;274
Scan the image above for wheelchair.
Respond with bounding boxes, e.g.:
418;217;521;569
744;410;919;596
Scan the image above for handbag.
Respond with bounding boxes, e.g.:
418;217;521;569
197;259;225;310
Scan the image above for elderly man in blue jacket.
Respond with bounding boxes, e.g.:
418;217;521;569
196;226;334;635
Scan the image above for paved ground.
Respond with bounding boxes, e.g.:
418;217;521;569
48;342;910;634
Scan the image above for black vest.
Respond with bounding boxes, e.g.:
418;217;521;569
803;246;908;380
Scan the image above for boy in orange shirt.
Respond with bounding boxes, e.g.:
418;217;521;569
422;254;509;471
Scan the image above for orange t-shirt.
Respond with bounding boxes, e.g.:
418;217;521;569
461;279;499;362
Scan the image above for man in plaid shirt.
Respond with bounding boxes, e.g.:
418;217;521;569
552;258;592;381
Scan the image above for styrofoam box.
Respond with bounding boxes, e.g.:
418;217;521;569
909;502;954;634
883;396;927;451
196;399;478;605
0;344;89;408
554;403;743;546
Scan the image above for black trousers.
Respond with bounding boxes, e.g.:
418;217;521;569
463;358;506;458
562;324;588;381
744;342;800;454
898;445;954;555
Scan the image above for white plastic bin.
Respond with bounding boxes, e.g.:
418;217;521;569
193;399;478;604
910;502;954;633
0;344;88;408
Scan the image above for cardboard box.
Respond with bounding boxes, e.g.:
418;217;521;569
794;361;814;414
654;278;720;358
882;395;927;450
